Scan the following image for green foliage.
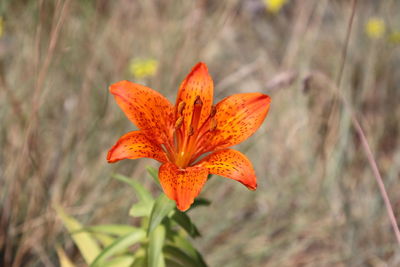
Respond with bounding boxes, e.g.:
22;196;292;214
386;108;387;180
57;171;209;266
90;230;146;267
147;194;175;235
191;198;211;208
55;245;75;267
170;210;201;238
163;245;205;267
113;174;153;203
148;225;166;267
55;205;101;265
146;166;161;187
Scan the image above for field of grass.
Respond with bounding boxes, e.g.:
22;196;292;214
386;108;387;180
1;0;400;266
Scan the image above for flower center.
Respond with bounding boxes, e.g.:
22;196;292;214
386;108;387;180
171;96;217;168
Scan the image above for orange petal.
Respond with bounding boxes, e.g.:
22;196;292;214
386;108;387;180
176;62;213;134
199;93;270;153
158;163;209;211
110;80;174;143
199;149;257;190
107;131;168;163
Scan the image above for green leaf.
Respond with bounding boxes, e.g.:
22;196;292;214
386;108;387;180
170;211;201;238
113;174;153;203
131;255;146;267
146;166;160;186
92;232;115;247
56;245;76;267
90;229;146;267
148;194;175;235
131;248;146;267
168;234;207;267
163;245;206;267
81;224;140;236
164;258;186;267
148;225;166;267
129;201;154;218
54;205;101;264
190;198;211;209
101;255;135;267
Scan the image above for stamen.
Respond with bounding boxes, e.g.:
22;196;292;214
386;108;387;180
210;118;217;131
188;125;194;136
175;116;183;129
177;101;186;115
174;96;209;168
194;95;202;106
192;105;217;143
210;106;216;117
190;95;203;132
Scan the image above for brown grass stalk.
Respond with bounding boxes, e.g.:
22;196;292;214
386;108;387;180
335;0;400;245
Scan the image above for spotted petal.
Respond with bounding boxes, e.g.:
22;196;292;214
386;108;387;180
199;93;270;153
158;163;209;211
107;131;168;163
110;80;174;143
176;62;213;134
199;149;257;190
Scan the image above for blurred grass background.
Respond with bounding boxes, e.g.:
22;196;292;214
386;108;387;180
1;0;400;266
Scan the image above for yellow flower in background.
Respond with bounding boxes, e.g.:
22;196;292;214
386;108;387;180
365;18;385;39
0;17;4;38
129;58;158;79
264;0;287;14
388;32;400;44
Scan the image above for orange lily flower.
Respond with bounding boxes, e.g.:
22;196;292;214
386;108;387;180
107;62;271;211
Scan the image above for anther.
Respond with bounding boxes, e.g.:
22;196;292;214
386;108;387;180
175;116;183;129
210;106;216;117
210;119;217;131
194;95;203;106
177;101;186;115
188;126;194;136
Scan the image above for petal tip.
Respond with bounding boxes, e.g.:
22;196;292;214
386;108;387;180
248;183;257;191
106;148;116;163
254;94;271;116
109;80;130;94
191;62;209;75
196;61;208;68
262;94;271;103
256;93;271;106
243;176;257;190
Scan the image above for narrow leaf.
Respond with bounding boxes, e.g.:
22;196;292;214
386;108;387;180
170;211;201;238
131;248;146;267
101;255;135;267
148;225;166;267
131;255;146;267
148;194;175;235
56;245;76;267
113;174;153;203
129;201;154;218
146;166;160;186
92;232;115;247
82;224;140;236
55;205;101;264
163;245;206;267
164;258;186;267
190;198;211;209
90;229;146;267
168;234;207;267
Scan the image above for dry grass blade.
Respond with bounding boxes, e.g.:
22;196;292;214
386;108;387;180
335;0;400;245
